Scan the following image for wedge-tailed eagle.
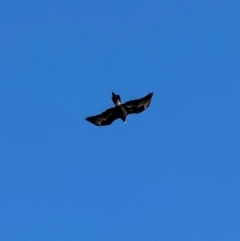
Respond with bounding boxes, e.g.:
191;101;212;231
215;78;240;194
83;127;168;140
85;92;153;126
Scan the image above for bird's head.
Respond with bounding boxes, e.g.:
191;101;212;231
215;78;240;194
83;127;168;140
120;115;126;123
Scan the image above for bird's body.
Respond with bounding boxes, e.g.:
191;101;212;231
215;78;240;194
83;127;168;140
86;92;153;126
118;105;128;119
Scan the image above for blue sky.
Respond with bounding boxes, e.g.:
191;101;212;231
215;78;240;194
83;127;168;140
0;0;239;240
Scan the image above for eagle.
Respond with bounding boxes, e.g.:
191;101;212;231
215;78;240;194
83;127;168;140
85;92;153;126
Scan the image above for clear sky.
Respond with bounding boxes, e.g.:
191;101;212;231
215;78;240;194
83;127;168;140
0;0;239;240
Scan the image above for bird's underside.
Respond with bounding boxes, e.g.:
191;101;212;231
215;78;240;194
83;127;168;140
86;92;153;126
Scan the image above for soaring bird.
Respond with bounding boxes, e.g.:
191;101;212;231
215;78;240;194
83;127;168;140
85;92;153;126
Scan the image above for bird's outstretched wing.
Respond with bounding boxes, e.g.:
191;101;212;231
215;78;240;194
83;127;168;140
123;93;153;115
86;107;121;126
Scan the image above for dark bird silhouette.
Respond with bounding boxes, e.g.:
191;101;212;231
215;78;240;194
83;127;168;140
86;92;153;126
